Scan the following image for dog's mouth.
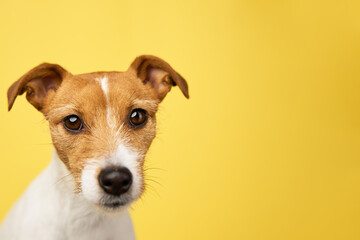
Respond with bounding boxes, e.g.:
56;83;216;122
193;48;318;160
98;194;133;210
101;201;126;209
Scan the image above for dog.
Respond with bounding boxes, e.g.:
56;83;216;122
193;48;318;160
0;55;189;240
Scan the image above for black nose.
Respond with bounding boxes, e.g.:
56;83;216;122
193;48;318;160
98;167;133;196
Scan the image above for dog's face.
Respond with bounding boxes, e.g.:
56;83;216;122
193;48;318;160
7;55;188;210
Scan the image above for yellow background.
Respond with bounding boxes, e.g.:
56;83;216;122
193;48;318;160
0;0;359;239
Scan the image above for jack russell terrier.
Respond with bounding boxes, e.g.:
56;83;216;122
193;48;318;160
0;55;189;239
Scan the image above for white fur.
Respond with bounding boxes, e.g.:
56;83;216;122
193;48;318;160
81;143;142;206
109;144;142;201
97;76;117;130
0;151;136;240
100;76;109;97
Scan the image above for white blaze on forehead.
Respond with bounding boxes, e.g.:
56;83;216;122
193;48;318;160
100;76;109;98
95;76;116;130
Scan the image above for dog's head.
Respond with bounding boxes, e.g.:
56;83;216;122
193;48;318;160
7;55;188;210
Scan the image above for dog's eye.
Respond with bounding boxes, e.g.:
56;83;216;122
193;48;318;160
63;115;83;133
129;109;147;127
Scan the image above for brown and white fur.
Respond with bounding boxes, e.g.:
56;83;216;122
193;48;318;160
0;55;189;240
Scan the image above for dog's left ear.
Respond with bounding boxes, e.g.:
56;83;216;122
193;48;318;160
7;63;68;112
128;55;189;101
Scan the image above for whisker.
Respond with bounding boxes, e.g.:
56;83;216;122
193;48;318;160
144;178;164;188
54;173;72;186
143;167;165;172
143;183;161;198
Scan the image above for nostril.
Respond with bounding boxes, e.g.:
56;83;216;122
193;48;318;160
122;179;130;187
98;167;133;196
102;179;113;187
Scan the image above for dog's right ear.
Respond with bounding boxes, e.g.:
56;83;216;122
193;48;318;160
7;63;68;112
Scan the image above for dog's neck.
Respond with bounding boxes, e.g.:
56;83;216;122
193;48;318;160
0;150;135;239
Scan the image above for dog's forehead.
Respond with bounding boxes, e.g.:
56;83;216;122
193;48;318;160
55;71;150;106
74;71;144;97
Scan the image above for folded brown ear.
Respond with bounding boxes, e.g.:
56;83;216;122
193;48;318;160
7;63;68;112
128;55;189;100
